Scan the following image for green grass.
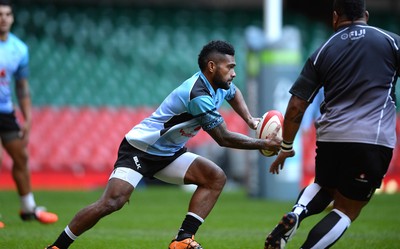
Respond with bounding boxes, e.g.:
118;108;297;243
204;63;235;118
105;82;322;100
1;186;399;248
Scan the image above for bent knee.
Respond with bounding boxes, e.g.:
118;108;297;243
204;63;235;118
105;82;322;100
208;167;227;189
186;157;227;189
216;168;227;183
99;195;130;214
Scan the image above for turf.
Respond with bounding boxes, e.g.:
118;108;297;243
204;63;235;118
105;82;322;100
0;186;399;248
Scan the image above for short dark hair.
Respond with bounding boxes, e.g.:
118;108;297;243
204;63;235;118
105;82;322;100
0;0;12;6
198;40;235;71
333;0;366;21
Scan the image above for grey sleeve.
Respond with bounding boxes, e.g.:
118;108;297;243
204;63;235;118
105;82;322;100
289;59;322;103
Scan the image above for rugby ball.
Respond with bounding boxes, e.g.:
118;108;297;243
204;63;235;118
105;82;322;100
256;110;284;157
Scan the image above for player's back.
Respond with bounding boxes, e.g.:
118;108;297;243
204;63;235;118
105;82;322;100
313;24;400;148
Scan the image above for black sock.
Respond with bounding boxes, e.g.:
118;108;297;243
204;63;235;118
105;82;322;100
51;231;74;249
177;214;203;240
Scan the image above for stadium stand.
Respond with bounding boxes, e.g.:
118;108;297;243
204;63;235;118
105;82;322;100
0;4;399;191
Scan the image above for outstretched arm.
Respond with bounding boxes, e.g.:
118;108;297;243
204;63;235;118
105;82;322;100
227;87;260;130
269;95;309;174
207;121;281;153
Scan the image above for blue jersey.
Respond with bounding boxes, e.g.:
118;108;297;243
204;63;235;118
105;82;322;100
0;33;29;113
125;71;236;156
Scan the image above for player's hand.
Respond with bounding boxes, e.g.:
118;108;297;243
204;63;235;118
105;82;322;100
264;125;282;154
19;122;31;145
248;117;262;130
269;149;295;174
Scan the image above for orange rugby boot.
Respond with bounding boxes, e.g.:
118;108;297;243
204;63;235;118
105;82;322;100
169;234;203;249
20;206;58;224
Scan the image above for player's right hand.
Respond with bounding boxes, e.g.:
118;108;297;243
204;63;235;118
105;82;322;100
269;149;295;174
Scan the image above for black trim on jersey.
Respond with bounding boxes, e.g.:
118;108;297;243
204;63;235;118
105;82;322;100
194;109;224;131
159;78;216;136
192;108;217;118
160;112;194;136
190;77;211;100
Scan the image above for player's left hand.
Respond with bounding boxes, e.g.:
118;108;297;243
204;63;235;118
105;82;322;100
248;117;261;130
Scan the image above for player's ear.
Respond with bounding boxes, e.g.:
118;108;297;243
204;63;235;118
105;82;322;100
364;10;369;22
207;60;216;73
332;11;339;31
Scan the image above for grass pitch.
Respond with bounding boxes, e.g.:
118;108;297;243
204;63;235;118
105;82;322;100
0;186;399;248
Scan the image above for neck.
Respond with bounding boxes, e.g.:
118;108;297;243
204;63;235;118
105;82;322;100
335;18;367;31
0;32;8;41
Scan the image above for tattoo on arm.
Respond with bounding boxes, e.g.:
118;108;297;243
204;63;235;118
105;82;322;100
293;111;304;124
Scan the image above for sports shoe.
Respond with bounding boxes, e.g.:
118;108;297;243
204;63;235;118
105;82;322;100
169;234;203;249
0;213;4;228
264;212;299;249
45;246;60;249
20;206;58;224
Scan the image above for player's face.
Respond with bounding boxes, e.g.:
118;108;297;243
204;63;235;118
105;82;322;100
212;55;236;90
0;5;13;37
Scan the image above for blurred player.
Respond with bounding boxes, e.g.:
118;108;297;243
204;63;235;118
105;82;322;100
264;0;400;248
0;0;58;227
46;40;281;249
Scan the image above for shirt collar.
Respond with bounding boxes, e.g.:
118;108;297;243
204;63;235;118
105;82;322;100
199;71;216;97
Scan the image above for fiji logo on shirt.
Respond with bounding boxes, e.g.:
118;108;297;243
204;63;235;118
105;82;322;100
341;28;366;40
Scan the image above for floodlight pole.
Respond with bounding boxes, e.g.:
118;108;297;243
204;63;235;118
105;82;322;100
264;0;282;43
245;0;301;200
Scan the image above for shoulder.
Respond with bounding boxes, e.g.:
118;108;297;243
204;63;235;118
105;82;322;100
364;25;400;45
366;25;399;37
366;26;400;64
8;33;28;53
190;76;211;100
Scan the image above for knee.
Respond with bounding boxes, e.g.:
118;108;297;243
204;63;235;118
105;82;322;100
342;210;360;221
12;151;29;169
98;194;129;215
188;157;227;190
332;204;363;221
209;167;227;190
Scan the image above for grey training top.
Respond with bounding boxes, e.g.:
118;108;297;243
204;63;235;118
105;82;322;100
290;24;400;148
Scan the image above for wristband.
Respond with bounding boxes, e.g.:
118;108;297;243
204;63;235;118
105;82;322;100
281;140;294;152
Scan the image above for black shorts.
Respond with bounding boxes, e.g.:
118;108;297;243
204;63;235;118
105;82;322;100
0;112;21;142
113;138;187;178
315;141;392;201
